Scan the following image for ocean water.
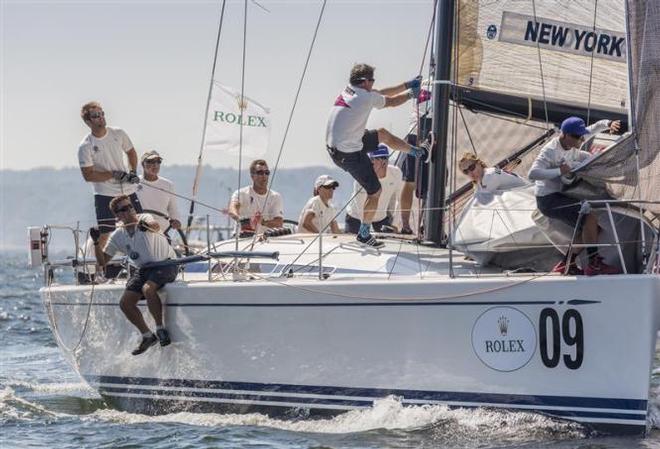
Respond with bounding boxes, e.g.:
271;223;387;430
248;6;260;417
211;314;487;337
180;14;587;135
2;251;659;449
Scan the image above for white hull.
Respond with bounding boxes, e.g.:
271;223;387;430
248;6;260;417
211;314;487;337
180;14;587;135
42;241;660;435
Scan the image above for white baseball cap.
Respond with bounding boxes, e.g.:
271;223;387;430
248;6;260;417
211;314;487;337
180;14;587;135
314;175;339;189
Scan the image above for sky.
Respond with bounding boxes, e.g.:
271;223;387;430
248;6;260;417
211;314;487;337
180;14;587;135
1;0;433;171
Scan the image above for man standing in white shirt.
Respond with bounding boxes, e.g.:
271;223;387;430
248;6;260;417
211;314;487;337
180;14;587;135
78;102;142;250
228;159;284;235
345;145;403;234
326;64;430;247
137;150;181;235
528;116;621;276
90;195;177;356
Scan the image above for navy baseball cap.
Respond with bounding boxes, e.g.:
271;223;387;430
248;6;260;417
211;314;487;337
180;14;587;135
560;117;588;136
368;144;390;159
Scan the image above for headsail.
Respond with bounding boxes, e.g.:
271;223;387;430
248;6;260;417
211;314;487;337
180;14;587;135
455;0;628;121
577;0;660;215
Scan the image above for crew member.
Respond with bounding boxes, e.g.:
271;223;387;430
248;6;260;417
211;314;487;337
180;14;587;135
137;150;181;234
326;63;430;247
298;175;341;234
90;195;177;355
78;102;142;251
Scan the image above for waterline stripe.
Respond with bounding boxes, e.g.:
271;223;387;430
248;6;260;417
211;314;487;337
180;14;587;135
92;382;646;416
98;389;646;423
84;375;647;412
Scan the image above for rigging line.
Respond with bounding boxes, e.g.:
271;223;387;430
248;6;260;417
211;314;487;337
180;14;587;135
139;181;228;216
248;269;551;301
186;0;227;236
236;0;249;252
585;0;599;125
418;0;438;76
259;0;328;221
531;0;550;127
457;106;478;156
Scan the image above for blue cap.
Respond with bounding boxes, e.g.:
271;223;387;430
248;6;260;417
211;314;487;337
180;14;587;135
560;116;588;136
368;144;390;159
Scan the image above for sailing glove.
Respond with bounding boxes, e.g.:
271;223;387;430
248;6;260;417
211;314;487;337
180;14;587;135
137;218;150;232
112;170;140;184
404;76;422;90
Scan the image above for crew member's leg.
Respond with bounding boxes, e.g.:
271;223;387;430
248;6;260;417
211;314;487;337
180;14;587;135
143;265;178;346
123;269;158;355
94;194;116;252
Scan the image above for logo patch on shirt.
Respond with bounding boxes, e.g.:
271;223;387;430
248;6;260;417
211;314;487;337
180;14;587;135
93;145;99;153
334;95;350;108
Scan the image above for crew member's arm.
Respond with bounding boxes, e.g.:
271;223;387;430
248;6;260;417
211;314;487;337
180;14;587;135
167;184;182;229
301;211;318;233
528;148;564;180
262;194;284;228
80;166;114;182
90;227;112;268
263;216;284;228
126;148;138;172
228;190;241;221
383;92;413;108
330;219;341;234
375;82;407;97
138;214;160;233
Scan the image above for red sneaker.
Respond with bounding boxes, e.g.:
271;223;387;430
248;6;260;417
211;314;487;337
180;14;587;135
584;256;621;276
551;259;583;275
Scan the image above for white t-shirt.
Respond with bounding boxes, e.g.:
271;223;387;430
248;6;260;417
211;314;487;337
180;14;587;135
297;196;337;233
347;165;403;222
528;120;610;197
230;186;284;221
137;176;180;232
477;167;529;193
104;214;176;268
78;126;137;197
326;85;386;153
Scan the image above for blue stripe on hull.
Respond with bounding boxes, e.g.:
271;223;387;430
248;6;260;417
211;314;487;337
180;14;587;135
85;374;647;424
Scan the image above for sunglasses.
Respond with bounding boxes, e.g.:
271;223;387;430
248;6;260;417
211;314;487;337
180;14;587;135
114;204;134;214
145;159;162;164
320;185;337;190
252;170;270;176
88;111;105;119
461;163;477;175
568;133;584;140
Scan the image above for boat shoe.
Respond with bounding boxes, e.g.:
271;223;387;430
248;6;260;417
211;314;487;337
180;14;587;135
156;328;171;347
356;233;384;248
584;256;620;276
131;333;159;355
551;259;583;276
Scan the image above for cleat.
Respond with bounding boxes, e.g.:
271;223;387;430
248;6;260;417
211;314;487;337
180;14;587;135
584;256;620;276
156;328;171;347
131;333;158;355
356;233;384;248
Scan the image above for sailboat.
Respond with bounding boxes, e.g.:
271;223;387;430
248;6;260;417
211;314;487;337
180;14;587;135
32;0;660;436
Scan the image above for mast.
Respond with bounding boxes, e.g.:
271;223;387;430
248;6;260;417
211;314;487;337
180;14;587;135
424;0;455;245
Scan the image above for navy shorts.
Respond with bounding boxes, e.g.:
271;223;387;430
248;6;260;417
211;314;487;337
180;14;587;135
327;129;381;195
95;192;143;234
395;134;429;199
125;264;178;293
536;193;584;230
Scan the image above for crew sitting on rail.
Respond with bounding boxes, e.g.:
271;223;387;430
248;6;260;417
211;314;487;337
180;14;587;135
136;150;182;235
90;195;177;356
298;175;341;234
528;116;621;276
458;153;529;198
228;159;284;236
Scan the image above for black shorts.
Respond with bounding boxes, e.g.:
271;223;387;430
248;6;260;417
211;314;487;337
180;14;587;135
125;265;178;294
327;129;381;195
344;214;392;234
95;192;143;234
536;193;584;230
395;134;429;199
